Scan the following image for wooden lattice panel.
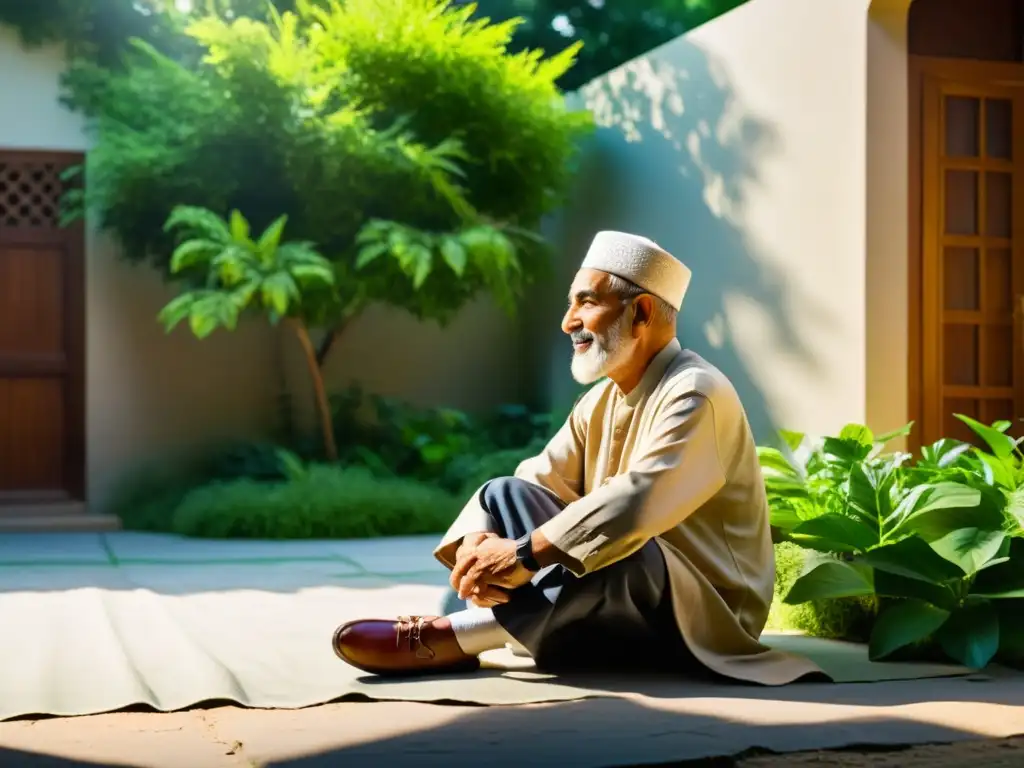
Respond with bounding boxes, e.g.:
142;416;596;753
0;159;65;230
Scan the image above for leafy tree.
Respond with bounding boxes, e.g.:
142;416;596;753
159;206;342;459
467;0;747;91
67;0;591;375
0;0;190;65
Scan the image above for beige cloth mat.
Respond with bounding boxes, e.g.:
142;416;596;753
0;559;977;721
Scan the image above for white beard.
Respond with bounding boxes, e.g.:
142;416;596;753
570;311;635;385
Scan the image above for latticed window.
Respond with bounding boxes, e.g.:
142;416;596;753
0;160;66;230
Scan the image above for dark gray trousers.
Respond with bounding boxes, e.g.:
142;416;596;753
464;476;694;673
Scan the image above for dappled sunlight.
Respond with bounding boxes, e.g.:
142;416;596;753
551;38;833;440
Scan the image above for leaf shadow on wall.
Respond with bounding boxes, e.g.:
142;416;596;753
538;40;835;442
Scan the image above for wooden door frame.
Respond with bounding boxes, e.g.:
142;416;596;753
0;149;86;503
908;55;1024;453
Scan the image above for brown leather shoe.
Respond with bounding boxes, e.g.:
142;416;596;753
332;615;481;676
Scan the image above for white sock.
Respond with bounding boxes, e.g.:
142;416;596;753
447;607;516;656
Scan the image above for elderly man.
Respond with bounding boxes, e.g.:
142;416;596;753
332;231;821;685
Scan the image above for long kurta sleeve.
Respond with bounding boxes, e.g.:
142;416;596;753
433;401;587;569
538;393;726;577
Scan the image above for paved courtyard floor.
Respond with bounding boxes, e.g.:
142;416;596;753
3;532;1024;768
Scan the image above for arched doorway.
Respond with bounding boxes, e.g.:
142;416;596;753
909;0;1024;446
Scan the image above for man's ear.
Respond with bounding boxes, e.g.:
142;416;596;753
632;295;655;328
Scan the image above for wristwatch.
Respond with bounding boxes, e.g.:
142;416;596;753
515;533;541;572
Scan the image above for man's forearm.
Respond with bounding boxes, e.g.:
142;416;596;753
530;528;577;571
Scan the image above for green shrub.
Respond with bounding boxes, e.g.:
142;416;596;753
450;442;545;499
330;386;553;492
171;464;460;539
767;542;876;642
106;440;305;531
763;416;1024;669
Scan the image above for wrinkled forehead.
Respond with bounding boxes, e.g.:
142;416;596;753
567;268;615;301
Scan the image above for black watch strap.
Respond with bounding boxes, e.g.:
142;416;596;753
515;533;541;572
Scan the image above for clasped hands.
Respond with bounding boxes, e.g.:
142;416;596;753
450;532;534;608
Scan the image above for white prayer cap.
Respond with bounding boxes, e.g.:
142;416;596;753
580;231;691;311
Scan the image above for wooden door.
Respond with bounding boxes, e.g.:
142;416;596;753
917;61;1024;448
0;151;85;505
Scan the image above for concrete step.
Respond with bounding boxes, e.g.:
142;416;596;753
0;515;121;532
0;502;121;532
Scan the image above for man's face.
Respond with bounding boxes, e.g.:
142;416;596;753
562;268;637;384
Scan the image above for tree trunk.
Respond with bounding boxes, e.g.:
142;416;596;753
291;319;338;461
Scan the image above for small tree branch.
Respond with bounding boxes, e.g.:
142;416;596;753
314;305;360;368
315;328;338;368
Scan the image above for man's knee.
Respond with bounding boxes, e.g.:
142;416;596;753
480;476;530;510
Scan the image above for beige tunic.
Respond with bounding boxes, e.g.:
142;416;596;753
435;339;824;685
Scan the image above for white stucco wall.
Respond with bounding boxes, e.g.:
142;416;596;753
541;0;907;443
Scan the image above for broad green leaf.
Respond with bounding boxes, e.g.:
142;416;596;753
257;214;288;258
873;569;957;610
869;600;949;661
758;447;800;477
921;438;973;467
169;239;218;274
975;451;1016;490
823;436;871;465
972;538;1024;596
188;310;220;339
1006;487;1024;530
857;536;964;584
847;462;895;527
973;587;1024;599
930;528;1007;575
789;514;878;553
261;273;299;316
157;294;196;332
956;414;1018;461
229;209;251;244
291;264;335;285
839;424;875;447
211;245;252;286
889;482;987;540
875;422;914;445
994;420;1013;433
769;505;807;532
164;205;232;242
440;239;468;276
782;560;875;605
356;243;389;269
411;246;433;289
936;602;1000;668
779;430;805;451
231;283;258;309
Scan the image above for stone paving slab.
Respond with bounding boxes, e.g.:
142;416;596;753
0;533;111;565
327;535;448;576
103;532;357;566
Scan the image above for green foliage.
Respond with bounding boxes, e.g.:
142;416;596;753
0;0;191;65
65;0;591;332
764;416;1024;669
171;464;460;539
158;206;336;337
330;386;552;492
106;441;303;531
470;0;748;91
766;542;876;642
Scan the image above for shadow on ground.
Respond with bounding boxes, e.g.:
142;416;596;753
0;749;130;768
258;695;1006;768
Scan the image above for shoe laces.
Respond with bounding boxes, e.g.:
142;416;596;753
396;615;436;660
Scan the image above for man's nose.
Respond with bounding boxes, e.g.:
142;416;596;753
561;306;580;335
